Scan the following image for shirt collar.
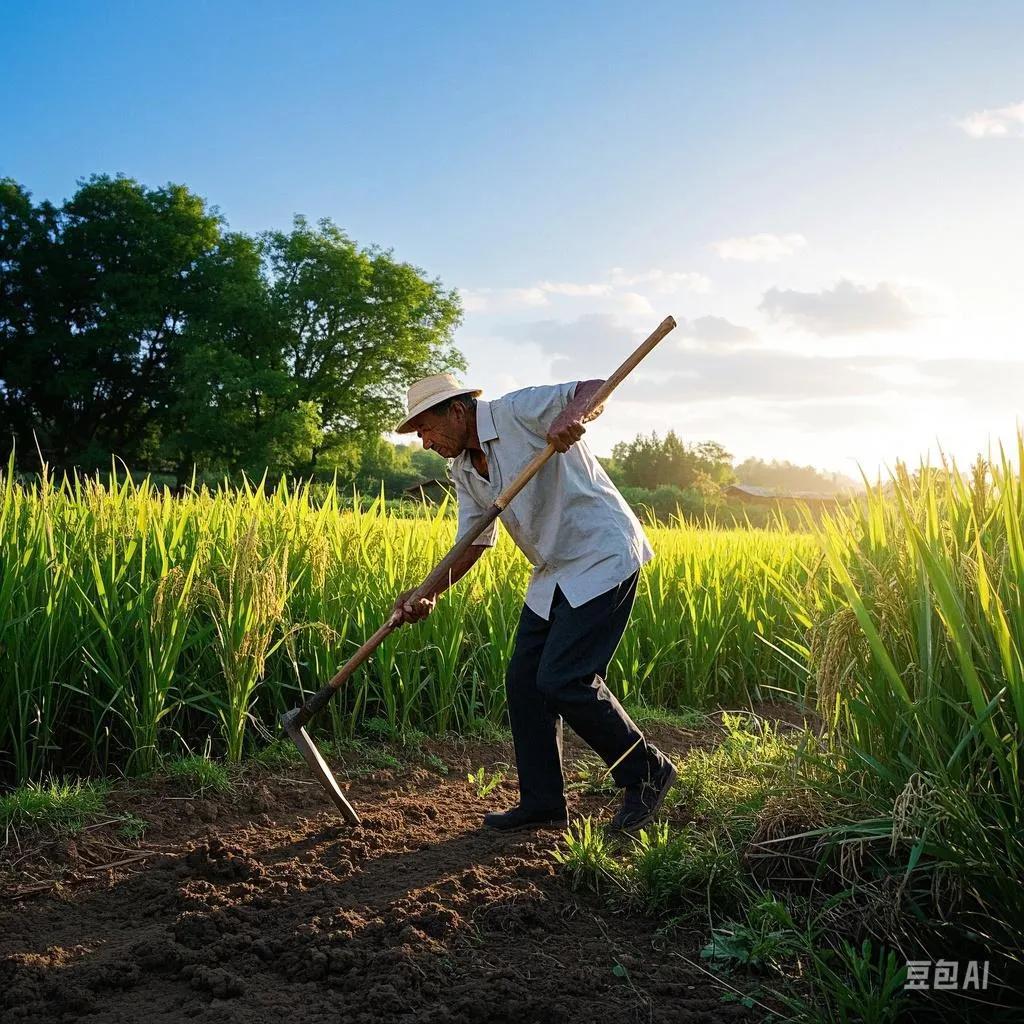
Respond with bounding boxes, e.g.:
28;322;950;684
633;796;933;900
475;399;498;443
453;399;497;473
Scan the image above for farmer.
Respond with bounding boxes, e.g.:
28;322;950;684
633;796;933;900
391;373;677;833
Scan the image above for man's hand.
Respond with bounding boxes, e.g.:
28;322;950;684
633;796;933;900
392;588;436;625
546;410;586;453
546;379;605;453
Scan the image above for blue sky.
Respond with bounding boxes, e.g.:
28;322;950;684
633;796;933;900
4;1;1024;474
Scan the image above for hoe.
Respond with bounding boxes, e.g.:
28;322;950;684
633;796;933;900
281;315;678;822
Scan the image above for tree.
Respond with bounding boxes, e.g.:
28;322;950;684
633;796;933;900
160;232;322;482
261;217;464;471
0;175;223;470
1;179;465;480
611;430;733;490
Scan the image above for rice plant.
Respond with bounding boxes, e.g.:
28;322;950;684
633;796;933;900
803;444;1024;960
0;458;824;786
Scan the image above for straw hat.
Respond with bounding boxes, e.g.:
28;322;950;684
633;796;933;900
394;373;483;434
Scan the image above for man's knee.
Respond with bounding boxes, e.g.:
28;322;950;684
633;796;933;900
506;649;537;695
535;668;595;701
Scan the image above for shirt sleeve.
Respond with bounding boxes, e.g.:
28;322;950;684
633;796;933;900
451;473;499;547
506;381;578;440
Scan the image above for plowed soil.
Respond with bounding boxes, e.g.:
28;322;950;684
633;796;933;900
0;712;795;1024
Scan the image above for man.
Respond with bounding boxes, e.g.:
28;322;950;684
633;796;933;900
391;372;677;832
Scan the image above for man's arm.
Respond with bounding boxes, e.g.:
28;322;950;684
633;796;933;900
547;378;605;453
392;542;489;625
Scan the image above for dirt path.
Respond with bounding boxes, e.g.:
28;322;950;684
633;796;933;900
1;716;783;1024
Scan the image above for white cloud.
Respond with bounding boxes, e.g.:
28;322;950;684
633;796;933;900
758;279;919;336
958;101;1024;138
679;315;756;347
459;266;709;312
461;287;548;313
607;267;711;293
712;233;807;262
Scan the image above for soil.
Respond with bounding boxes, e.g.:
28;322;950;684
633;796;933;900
0;709;803;1024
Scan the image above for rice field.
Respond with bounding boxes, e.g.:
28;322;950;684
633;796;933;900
3;440;1024;1006
0;454;828;784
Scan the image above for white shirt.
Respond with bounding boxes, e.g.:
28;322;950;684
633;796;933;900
447;382;655;620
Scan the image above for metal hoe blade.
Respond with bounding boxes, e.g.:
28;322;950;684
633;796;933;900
282;711;361;825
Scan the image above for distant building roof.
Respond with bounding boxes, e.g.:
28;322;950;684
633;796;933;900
724;483;848;505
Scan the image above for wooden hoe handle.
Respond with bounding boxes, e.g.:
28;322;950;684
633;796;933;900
292;315;677;726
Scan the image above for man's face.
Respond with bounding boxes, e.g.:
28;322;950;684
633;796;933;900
412;402;470;459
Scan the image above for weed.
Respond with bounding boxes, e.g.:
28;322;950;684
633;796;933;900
554;817;622;893
773;938;910;1024
165;755;232;796
0;778;109;836
630;705;707;731
627;821;743;919
251;739;303;770
567;758;617;796
701;895;802;972
117;812;149;841
419;752;449;775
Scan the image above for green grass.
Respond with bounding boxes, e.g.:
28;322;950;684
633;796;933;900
566;757;618;796
250;739;304;770
628;704;707;731
553;816;621;893
164;755;232;796
418;752;449;775
332;737;405;775
773;939;910;1024
116;812;149;841
627;821;744;919
666;712;807;824
0;778;109;835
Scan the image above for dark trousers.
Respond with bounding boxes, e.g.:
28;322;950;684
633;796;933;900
505;570;653;812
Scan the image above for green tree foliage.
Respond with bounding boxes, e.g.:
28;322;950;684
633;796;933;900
262;217;463;471
0;176;463;480
611;430;735;490
345;438;447;498
0;175;222;469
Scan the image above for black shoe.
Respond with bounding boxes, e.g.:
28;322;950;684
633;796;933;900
482;805;569;832
609;752;678;833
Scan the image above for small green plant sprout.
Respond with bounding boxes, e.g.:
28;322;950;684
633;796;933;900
553;816;622;893
0;778;109;837
567;758;617;796
117;813;149;841
701;895;800;972
420;752;449;775
467;764;507;799
165;755;232;796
